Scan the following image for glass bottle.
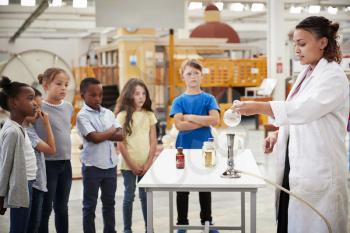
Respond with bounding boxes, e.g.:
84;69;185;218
223;101;241;127
202;138;216;167
176;147;185;169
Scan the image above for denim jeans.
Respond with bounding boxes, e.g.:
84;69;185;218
10;180;34;233
82;165;117;233
121;170;147;233
39;160;72;233
176;192;212;225
27;188;45;233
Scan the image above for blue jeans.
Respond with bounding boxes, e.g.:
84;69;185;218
82;165;117;233
122;170;147;233
27;188;45;233
39;160;72;233
10;180;34;233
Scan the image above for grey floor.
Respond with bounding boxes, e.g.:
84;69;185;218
0;119;349;233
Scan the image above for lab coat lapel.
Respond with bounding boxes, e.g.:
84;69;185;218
286;67;308;101
286;58;328;101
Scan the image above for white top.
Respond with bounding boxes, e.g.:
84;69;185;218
139;149;265;189
24;130;37;181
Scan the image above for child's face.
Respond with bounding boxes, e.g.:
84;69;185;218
45;72;69;101
182;66;203;89
25;96;42;124
133;85;146;110
82;84;103;110
13;87;37;118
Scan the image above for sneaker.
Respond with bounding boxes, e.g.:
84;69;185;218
177;230;186;233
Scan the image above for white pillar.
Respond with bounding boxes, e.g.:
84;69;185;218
179;2;190;39
100;33;107;65
267;0;288;100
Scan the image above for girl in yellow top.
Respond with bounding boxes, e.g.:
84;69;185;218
115;78;157;233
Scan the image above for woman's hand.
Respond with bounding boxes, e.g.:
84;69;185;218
233;101;274;118
232;101;258;116
263;131;278;154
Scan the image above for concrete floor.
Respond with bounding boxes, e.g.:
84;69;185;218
0;119;349;233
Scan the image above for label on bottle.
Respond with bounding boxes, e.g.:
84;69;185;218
176;154;184;169
204;151;213;168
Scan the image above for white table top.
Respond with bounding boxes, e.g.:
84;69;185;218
139;149;266;189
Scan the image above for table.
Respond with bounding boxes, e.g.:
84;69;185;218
138;149;266;233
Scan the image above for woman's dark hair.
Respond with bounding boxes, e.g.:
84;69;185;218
38;67;67;85
296;16;341;63
180;59;203;75
115;78;153;136
0;76;30;111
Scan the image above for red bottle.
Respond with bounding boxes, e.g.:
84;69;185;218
176;147;185;169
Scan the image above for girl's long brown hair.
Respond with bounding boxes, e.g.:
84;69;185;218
115;78;153;136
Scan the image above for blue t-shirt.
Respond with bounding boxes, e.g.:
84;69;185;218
170;92;220;149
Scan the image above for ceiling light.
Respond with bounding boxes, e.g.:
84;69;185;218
230;3;244;12
21;0;35;6
214;2;224;11
251;3;265;12
188;2;202;10
327;6;338;15
0;0;9;5
73;0;87;8
308;5;320;14
290;6;303;14
50;0;62;7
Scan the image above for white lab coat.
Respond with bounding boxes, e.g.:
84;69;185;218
270;58;349;233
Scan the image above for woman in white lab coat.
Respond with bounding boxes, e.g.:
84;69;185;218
234;16;349;233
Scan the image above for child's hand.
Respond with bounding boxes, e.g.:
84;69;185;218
110;128;123;141
141;162;152;176
38;110;50;125
0;197;6;215
130;163;143;176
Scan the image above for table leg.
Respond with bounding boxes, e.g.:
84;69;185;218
169;191;173;233
147;191;153;233
250;190;257;233
241;191;245;233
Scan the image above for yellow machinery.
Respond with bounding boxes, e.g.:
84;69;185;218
174;58;266;87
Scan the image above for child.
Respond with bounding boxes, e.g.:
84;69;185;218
76;78;123;233
115;78;157;233
24;88;56;233
34;68;73;233
0;76;38;233
169;59;220;233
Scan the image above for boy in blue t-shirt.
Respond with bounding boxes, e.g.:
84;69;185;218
170;59;220;233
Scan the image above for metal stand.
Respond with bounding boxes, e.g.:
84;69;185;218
221;133;241;178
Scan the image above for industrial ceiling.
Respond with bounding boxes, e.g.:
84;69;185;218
0;0;349;45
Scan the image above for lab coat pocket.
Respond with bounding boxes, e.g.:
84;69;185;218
298;177;331;195
291;155;331;194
